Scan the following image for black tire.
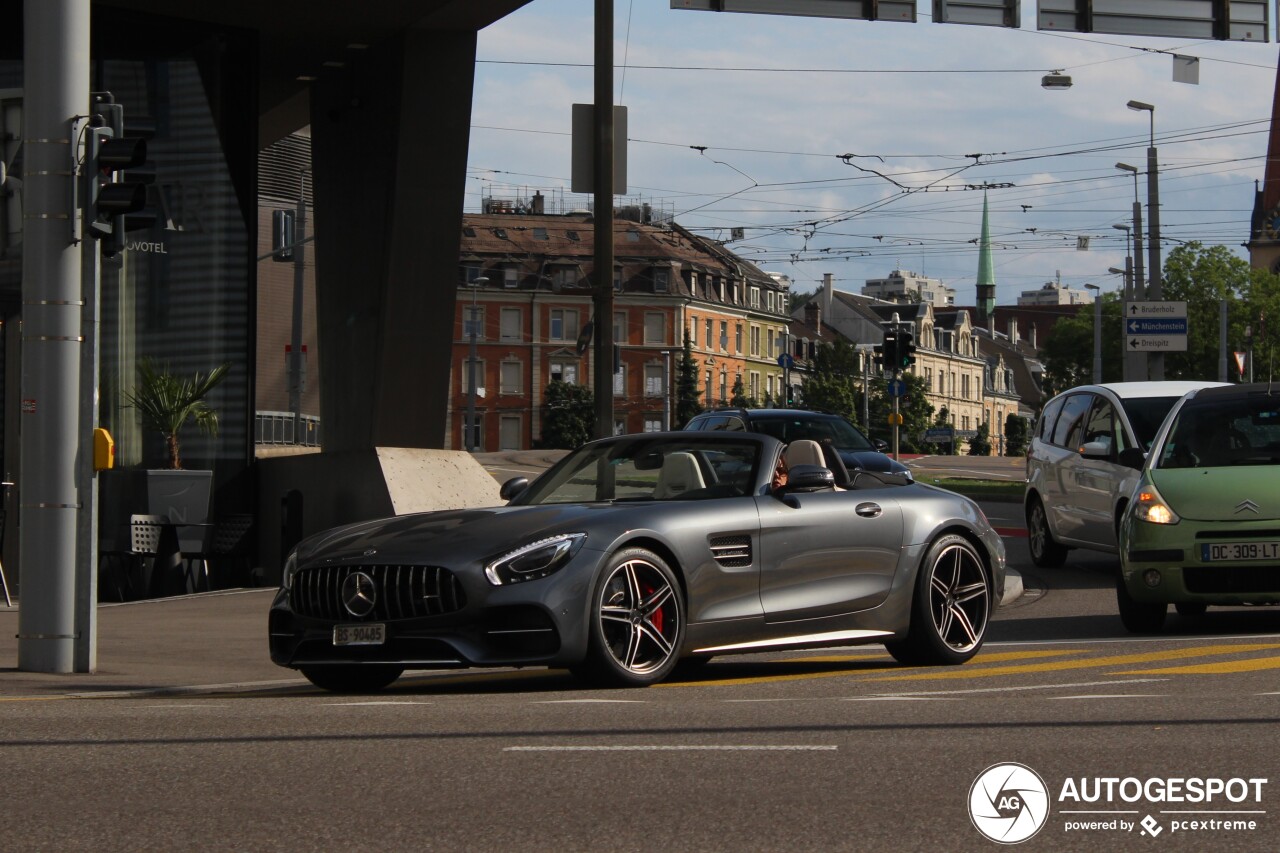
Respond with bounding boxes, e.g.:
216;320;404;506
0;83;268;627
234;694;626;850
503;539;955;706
1026;496;1068;568
1175;602;1207;618
1116;577;1167;633
299;664;404;693
885;534;991;666
573;547;685;687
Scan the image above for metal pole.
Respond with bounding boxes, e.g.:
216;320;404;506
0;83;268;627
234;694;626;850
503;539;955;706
862;352;869;430
1146;142;1163;380
1129;197;1147;381
592;0;615;439
467;284;477;451
74;114;98;673
662;349;671;430
1219;300;1228;383
19;0;88;673
288;170;308;443
1092;289;1102;384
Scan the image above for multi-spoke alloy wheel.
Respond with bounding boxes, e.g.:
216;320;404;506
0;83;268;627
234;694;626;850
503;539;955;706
576;547;684;687
886;534;991;666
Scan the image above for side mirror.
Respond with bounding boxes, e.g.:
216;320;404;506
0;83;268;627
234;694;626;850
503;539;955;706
1079;440;1112;460
1117;447;1146;471
499;476;529;501
872;439;889;452
783;464;835;493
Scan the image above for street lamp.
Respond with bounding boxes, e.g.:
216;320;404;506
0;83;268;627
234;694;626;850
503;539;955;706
1085;283;1102;384
466;276;489;451
1127;99;1163;379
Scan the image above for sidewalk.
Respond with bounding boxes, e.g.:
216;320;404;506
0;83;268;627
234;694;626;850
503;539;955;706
0;589;303;699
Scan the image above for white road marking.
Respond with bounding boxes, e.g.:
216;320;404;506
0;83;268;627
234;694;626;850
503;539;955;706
1051;694;1163;700
534;699;646;704
844;696;956;701
320;696;435;701
504;745;837;752
142;704;227;709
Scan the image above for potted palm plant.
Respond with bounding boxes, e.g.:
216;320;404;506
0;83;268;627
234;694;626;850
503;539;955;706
124;359;230;550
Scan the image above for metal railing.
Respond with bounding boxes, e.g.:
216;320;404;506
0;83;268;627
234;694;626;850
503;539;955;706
254;411;321;447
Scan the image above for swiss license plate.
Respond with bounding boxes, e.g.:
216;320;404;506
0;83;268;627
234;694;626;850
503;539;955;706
1200;542;1280;563
333;623;386;646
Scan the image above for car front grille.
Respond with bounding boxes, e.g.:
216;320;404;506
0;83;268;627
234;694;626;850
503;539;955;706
289;564;467;621
1184;565;1280;595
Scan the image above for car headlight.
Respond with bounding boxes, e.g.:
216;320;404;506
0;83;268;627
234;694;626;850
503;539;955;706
485;533;587;586
1132;484;1180;525
281;550;299;590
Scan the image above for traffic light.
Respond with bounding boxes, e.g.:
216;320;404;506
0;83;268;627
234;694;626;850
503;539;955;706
84;98;147;257
897;330;917;369
785;384;795;406
881;331;899;373
872;342;885;372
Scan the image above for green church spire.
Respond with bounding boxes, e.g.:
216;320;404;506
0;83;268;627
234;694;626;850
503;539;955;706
975;191;996;325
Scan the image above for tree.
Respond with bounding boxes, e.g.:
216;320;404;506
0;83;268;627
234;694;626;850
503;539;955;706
801;340;860;421
124;359;229;469
1039;315;1093;396
967;421;992;456
1004;412;1029;457
730;375;759;408
855;372;934;453
540;380;594;449
674;332;702;427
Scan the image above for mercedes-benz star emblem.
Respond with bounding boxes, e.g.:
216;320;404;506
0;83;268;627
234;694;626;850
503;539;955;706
341;571;378;617
1235;500;1261;515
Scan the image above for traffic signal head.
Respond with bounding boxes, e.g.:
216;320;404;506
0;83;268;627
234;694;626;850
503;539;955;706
881;331;899;372
897;330;916;369
84;100;148;257
872;342;885;371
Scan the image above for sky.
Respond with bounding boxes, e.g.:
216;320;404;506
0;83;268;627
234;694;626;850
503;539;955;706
466;0;1280;305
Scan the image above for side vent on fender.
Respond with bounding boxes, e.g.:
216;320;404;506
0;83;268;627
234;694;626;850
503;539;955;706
709;535;752;568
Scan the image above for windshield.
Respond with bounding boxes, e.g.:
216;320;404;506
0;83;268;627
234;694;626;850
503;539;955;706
1156;394;1280;469
746;416;875;451
513;435;764;504
1120;396;1181;450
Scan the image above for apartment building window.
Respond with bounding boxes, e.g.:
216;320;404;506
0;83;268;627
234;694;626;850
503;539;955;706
499;415;521;450
719;371;727;404
719;320;728;352
462;359;486;392
614;418;627;436
643;415;663;433
500;361;522;395
550;267;577;290
550;360;578;384
925;366;933;388
613;365;626;396
614;269;623;291
749;371;760;399
614;311;627;345
767;292;775;313
950;372;957;396
503;266;519;288
549;309;579;342
500;307;522;343
750;326;760;357
704;318;713;349
652;268;669;293
643;312;666;344
644;363;665;397
689;317;697;344
462;263;484;283
962;374;970;400
463;305;484;340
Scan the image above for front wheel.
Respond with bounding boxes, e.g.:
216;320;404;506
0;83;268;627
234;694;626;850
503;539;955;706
299;664;404;693
573;547;685;687
886;534;991;666
1027;497;1068;568
1116;577;1166;633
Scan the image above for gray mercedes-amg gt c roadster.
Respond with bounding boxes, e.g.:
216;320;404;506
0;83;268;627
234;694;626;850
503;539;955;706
269;431;1006;691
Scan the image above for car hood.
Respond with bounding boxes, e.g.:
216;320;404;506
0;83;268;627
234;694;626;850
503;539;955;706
295;504;611;567
1150;467;1280;522
840;449;912;478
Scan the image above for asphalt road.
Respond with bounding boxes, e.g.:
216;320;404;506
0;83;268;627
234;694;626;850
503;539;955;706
3;532;1280;852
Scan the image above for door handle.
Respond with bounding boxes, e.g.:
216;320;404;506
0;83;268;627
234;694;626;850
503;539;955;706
855;502;882;518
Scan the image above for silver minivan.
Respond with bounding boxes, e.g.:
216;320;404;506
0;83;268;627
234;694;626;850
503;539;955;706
1023;381;1227;567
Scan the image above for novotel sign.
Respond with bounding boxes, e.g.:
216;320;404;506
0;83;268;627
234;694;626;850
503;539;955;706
672;0;1268;40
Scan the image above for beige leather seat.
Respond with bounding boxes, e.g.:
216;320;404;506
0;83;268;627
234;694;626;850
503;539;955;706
784;439;826;469
653;452;706;499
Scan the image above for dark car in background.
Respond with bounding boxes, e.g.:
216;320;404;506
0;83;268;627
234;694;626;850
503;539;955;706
684;408;912;479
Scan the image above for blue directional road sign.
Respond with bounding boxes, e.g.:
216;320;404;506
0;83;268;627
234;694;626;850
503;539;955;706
1125;301;1188;352
777;353;794;369
887;378;906;398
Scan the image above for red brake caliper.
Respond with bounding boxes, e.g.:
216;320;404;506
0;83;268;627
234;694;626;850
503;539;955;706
643;579;664;634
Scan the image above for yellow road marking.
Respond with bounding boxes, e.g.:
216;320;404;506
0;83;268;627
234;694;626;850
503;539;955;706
1117;656;1280;675
861;644;1280;683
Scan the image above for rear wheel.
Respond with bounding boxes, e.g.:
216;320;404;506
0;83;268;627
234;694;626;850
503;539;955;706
1027;496;1068;568
1116;577;1166;633
885;534;991;666
299;664;404;693
573;547;685;687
